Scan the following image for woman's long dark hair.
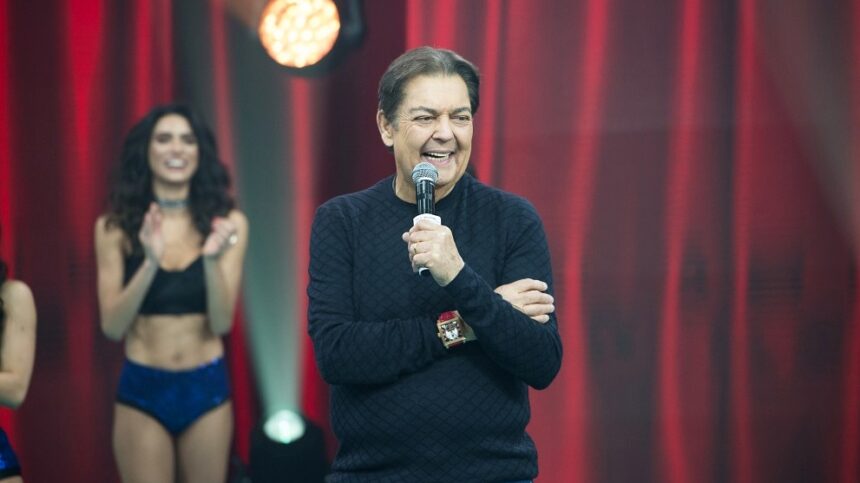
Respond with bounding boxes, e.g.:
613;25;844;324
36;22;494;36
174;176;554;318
105;104;234;254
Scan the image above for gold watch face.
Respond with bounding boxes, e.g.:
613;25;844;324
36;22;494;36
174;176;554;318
438;319;466;348
440;321;461;340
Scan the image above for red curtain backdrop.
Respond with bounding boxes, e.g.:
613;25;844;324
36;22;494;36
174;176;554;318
2;1;860;482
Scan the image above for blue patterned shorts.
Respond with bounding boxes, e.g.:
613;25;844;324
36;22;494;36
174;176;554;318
116;357;231;435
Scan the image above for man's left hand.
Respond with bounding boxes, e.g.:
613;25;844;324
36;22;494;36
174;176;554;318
494;279;555;323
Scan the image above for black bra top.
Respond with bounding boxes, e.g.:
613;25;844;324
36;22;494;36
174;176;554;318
124;255;207;315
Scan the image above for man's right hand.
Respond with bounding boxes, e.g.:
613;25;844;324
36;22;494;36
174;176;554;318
494;279;555;323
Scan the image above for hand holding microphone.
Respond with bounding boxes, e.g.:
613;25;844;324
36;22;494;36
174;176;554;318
403;162;464;286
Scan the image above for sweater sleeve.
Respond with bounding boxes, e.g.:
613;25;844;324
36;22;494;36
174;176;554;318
307;201;447;386
443;201;563;389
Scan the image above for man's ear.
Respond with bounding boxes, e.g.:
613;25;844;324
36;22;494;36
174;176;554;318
376;110;394;147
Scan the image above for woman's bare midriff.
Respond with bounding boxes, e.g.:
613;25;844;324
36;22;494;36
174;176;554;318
123;314;224;369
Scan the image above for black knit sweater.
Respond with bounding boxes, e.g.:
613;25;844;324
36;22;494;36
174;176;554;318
307;173;563;482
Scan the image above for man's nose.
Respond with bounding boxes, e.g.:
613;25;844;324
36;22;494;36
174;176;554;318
432;115;454;140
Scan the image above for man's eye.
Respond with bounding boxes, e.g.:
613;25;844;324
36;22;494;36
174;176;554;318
414;116;433;123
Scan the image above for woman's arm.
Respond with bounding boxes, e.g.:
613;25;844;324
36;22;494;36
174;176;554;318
0;280;36;408
202;210;248;336
94;214;158;340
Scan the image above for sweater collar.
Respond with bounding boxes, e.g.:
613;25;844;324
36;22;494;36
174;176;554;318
385;172;472;210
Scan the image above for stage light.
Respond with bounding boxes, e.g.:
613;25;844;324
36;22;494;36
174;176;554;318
263;409;305;444
259;0;340;68
251;411;328;483
258;0;364;75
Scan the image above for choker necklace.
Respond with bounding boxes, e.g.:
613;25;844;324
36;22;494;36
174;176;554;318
156;198;189;210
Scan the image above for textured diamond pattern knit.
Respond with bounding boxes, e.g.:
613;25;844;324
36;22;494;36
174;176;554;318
308;173;563;483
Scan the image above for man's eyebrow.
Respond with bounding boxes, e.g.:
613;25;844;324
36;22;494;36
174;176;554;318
407;106;472;115
408;106;439;115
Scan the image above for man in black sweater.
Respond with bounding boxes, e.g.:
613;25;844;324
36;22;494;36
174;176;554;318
307;46;563;483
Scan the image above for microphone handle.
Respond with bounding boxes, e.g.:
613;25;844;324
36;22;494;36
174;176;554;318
415;179;435;214
413;213;441;277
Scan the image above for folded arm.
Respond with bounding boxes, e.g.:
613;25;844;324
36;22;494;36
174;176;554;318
443;206;562;389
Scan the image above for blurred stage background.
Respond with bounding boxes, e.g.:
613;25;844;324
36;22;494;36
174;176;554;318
2;0;860;481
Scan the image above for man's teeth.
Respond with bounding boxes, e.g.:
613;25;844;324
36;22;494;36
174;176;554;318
425;153;450;159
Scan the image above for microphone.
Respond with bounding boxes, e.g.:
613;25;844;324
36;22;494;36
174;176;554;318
412;162;438;215
411;162;440;276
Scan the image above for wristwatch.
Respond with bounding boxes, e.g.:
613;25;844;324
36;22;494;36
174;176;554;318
437;311;467;349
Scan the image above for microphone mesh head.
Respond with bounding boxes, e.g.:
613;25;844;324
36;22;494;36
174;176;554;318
411;162;438;185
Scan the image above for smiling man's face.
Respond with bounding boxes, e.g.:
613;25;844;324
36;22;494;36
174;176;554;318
378;74;473;202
